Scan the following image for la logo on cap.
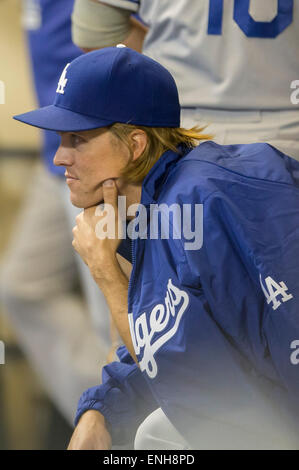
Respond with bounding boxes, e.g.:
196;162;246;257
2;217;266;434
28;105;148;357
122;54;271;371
56;63;70;95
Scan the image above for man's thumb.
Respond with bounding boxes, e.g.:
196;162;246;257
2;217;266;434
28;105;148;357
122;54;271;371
103;179;117;205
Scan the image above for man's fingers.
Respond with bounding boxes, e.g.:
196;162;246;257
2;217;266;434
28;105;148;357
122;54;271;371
75;211;84;224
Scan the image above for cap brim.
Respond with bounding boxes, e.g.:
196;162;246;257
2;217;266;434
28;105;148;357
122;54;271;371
13;104;114;132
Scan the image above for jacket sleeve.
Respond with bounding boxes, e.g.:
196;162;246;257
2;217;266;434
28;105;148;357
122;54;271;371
260;231;299;403
170;186;299;446
74;345;158;445
182;183;299;401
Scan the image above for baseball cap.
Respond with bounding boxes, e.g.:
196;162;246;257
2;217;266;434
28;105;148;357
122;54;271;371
14;46;181;132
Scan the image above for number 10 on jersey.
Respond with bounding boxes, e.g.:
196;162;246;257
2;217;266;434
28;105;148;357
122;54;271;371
208;0;293;38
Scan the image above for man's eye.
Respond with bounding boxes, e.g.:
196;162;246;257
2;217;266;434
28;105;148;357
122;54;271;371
71;134;84;147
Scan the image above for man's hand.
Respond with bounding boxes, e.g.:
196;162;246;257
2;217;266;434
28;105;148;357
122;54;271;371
72;179;138;363
72;179;124;284
68;410;112;450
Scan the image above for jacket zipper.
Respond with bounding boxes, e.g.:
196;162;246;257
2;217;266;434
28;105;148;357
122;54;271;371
128;237;136;314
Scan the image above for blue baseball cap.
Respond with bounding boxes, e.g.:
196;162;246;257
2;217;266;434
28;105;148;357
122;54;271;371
14;46;181;131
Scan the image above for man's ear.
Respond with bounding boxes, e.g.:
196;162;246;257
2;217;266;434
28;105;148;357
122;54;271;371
129;129;148;161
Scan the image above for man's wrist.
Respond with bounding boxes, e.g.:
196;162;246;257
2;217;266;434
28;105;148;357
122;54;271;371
78;409;107;427
89;254;122;284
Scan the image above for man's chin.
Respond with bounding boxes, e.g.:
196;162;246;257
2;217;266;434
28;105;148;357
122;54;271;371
70;193;103;209
84;200;104;209
69;193;86;209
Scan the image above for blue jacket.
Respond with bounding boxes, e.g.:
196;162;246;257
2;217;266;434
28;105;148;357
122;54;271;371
75;142;299;447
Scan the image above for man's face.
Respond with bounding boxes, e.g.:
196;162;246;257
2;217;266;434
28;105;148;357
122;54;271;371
54;128;130;208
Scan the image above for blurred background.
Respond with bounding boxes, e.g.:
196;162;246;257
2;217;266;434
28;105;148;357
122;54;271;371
0;0;73;449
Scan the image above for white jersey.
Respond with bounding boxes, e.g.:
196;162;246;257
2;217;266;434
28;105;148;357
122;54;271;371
101;0;299;111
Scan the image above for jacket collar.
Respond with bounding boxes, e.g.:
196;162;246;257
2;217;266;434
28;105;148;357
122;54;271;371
141;144;191;205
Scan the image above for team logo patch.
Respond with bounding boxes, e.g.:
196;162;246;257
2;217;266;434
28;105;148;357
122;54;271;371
56;63;70;95
129;279;189;379
259;274;293;311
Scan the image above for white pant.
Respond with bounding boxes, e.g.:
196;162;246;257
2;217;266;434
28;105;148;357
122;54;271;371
134;408;191;450
0;162;111;423
134;406;299;450
181;108;299;161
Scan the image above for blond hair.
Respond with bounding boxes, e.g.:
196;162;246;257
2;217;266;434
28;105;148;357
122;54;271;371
109;123;212;184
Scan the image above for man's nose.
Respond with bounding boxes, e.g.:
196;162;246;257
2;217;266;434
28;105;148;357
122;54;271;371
53;145;74;167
